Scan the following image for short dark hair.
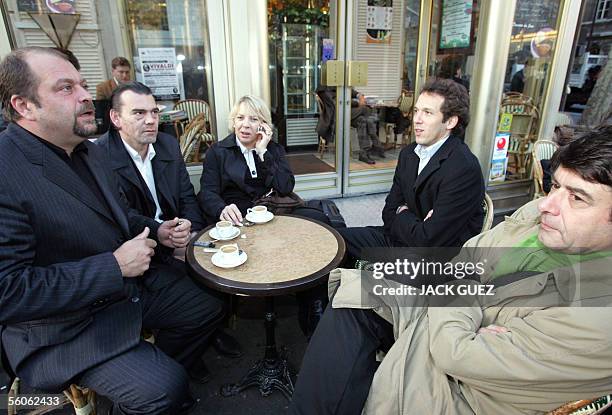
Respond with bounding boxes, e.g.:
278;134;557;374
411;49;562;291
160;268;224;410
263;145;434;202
420;77;470;138
110;81;153;113
0;47;71;122
550;126;612;189
111;56;131;69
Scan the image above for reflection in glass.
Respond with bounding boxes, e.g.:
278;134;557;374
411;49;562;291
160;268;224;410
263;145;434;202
493;0;562;183
427;0;480;93
268;1;336;173
124;0;214;103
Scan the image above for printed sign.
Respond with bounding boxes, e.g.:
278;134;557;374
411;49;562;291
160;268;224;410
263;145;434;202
492;133;510;159
439;0;472;49
498;113;513;132
138;48;180;101
322;38;335;63
489;133;510;182
366;0;393;44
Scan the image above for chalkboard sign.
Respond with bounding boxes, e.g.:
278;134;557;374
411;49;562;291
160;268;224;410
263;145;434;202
511;0;560;36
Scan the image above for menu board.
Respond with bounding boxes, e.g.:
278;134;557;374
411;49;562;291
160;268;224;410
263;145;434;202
439;0;473;49
511;0;560;36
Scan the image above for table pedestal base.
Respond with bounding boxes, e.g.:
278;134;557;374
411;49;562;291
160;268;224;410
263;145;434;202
220;297;294;400
220;355;294;400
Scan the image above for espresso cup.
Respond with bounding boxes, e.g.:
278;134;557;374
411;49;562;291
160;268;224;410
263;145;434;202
219;244;239;263
247;205;268;218
216;220;235;238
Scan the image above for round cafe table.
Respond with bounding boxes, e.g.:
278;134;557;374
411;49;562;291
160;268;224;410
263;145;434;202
186;214;346;399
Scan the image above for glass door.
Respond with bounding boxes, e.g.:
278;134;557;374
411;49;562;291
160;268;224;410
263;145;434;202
341;0;426;195
267;0;430;197
268;1;341;198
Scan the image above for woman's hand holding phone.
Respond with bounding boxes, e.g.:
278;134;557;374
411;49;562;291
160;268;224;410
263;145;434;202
255;122;273;155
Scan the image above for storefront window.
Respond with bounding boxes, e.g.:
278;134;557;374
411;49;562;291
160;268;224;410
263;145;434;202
489;0;563;184
124;0;214;105
268;0;334;173
427;0;481;94
561;0;609;121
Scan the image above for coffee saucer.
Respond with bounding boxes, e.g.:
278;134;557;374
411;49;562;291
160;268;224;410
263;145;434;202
245;211;274;224
211;251;248;268
209;227;241;241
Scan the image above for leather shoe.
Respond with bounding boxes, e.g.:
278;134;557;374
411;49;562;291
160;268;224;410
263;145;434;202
212;330;243;358
358;152;375;164
187;359;210;384
369;146;386;158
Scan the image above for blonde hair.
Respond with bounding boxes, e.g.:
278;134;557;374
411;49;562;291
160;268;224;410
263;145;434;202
228;95;272;132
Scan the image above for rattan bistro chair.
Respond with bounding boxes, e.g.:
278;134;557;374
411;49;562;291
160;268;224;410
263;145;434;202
545;395;612;415
500;94;540;179
481;193;494;233
172;99;213;139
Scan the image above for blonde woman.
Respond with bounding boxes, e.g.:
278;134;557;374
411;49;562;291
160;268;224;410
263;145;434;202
197;95;330;337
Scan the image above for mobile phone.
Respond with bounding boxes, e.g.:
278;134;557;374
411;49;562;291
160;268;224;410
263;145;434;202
193;241;215;248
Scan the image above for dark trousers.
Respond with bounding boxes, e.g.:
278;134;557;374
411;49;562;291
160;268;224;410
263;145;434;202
351;110;382;152
291;206;333;335
78;269;224;414
338;226;392;265
290;306;394;415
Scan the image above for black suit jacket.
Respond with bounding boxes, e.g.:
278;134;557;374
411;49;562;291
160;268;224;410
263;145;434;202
0;124;160;391
197;133;295;223
96;130;204;232
382;135;484;248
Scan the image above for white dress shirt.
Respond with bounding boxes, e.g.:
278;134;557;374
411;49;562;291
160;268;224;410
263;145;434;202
122;140;163;222
236;137;267;178
414;135;450;175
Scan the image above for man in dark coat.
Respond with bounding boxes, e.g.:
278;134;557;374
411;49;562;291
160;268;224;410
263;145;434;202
96;81;242;364
96;82;204;260
338;78;485;262
0;47;223;414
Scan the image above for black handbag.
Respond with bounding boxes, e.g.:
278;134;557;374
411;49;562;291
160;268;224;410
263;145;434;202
253;189;305;214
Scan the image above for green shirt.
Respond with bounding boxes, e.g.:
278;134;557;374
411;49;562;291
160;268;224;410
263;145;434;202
491;234;611;279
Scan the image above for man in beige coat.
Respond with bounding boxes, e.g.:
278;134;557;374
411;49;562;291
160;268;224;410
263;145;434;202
291;127;612;414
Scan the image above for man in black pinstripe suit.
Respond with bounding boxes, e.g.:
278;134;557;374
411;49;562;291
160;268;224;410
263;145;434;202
0;47;222;414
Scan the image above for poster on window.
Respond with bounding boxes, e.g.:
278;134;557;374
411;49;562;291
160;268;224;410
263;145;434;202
439;0;472;49
17;0;76;13
366;0;393;44
138;48;180;101
489;133;510;182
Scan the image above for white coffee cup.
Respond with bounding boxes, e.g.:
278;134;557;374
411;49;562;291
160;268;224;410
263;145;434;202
216;220;235;238
219;244;240;263
247;205;268;219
